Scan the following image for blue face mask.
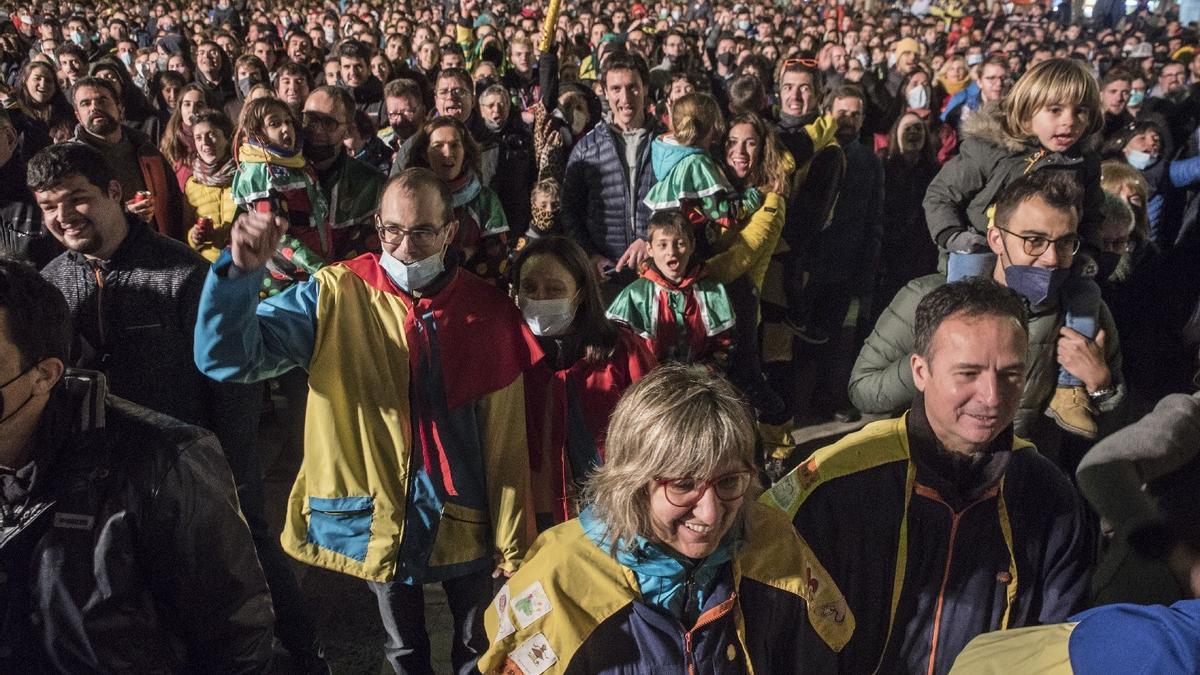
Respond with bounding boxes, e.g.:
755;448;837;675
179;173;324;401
1004;264;1070;306
1126;149;1157;170
737;19;751;30
1128;89;1145;107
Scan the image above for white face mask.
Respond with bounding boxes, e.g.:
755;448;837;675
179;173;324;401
379;246;446;292
520;296;578;336
906;85;929;110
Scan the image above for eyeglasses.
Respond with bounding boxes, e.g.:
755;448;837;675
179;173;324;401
654;471;753;507
436;86;468;99
375;223;446;246
302;111;342;130
995;225;1081;258
783;57;819;69
1101;236;1134;253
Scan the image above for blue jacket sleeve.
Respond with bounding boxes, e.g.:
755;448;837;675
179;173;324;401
1168;154;1200;189
194;250;320;383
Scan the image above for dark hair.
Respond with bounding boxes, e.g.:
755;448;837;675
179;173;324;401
382;167;453;226
647;210;694;245
992;170;1083;231
823;83;865;111
192;109;235;142
0;258;71;368
511;236;619;364
68;76;120;109
337;39;372;64
310;84;356;126
914;277;1029;360
27;141;115;193
728;74;767;116
601;51;650;90
276;61;312;84
406;116;481;178
436;67;473;94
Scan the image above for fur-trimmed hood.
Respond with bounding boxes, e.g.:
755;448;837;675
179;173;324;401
963;101;1101;156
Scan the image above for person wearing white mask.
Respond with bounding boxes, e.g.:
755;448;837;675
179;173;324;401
512;236;656;530
1113;119;1200;246
194;167;540;675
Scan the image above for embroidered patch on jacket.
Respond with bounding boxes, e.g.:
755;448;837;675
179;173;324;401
494;585;516;642
512;581;553;629
511;633;558;675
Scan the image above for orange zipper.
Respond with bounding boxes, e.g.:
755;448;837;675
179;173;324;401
681;592;737;675
914;484;999;675
91;263;107;346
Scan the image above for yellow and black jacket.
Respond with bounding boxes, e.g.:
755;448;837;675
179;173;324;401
480;501;855;674
763;396;1094;674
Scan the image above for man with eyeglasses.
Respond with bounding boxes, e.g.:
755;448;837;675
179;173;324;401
942;56;1009;136
300;86;385;263
434;68;500;184
851;170;1125;466
382;78;429;174
766;275;1094;674
194;167;540;674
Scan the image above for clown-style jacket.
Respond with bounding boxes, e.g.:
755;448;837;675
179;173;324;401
606;262;736;368
479;501;855;674
525;328;657;528
194;251;541;584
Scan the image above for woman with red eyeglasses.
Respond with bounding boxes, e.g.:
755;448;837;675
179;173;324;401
480;364;854;674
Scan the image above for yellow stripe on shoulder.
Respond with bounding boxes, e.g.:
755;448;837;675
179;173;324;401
949;622;1077;675
481;520;637;675
737;502;856;652
762;415;912;517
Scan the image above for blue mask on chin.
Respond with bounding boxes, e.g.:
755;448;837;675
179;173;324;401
1003;264;1070;306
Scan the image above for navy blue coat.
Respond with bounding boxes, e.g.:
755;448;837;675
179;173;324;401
561;121;660;261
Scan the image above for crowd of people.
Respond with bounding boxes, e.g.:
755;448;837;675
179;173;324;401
3;0;1200;672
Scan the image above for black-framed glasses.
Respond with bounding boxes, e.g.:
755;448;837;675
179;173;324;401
995;225;1081;258
654;471;753;507
435;86;469;99
1101;236;1134;254
302;111;343;130
375;223;446;246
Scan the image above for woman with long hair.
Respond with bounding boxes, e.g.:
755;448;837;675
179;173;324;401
160;83;217;189
12;60;74;144
511;236;656;528
406;116;510;283
711;111;793;471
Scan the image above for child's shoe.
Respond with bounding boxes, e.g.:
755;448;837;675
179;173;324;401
1045;385;1098;439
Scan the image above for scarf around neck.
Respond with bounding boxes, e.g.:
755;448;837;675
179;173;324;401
237;138;308;169
448;170;482;208
191;153;236;187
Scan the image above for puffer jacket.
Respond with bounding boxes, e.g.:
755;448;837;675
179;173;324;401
0;370;273;673
848;273;1125;463
561;120;661;260
183;177;237;262
923;104;1104;254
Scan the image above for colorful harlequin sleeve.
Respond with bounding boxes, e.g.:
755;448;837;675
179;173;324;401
194;249;319;383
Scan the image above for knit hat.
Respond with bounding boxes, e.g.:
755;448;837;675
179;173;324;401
893;37;921;58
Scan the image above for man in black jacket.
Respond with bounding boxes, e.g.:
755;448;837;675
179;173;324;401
0;256;273;672
0;109;58;267
766;278;1094;674
30;142;326;671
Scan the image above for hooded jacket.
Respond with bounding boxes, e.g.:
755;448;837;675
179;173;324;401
763;401;1094;675
923;103;1104;254
0;370;273;673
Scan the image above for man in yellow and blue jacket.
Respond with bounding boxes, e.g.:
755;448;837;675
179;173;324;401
194;168;541;674
764;278;1094;675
